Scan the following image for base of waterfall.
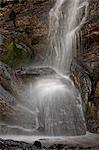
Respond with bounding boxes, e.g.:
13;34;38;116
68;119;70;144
0;66;86;136
0;133;99;150
23;72;86;136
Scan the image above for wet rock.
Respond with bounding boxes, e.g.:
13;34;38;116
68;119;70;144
0;139;35;150
0;139;94;150
0;1;55;131
0;62;37;134
48;144;92;150
0;61;11;80
71;0;99;134
49;144;64;149
33;141;42;149
15;66;56;79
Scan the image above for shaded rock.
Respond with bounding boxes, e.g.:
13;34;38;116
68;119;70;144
0;139;94;150
33;141;42;149
0;139;35;150
49;144;92;150
0;1;56;132
9;10;16;27
0;62;38;134
15;66;56;79
49;144;64;149
0;0;55;64
0;41;31;68
71;0;99;134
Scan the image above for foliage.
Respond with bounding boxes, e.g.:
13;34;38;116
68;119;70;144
0;41;30;68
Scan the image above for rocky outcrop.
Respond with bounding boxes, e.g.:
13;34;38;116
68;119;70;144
0;0;55;134
0;62;39;135
0;0;54;67
71;0;99;133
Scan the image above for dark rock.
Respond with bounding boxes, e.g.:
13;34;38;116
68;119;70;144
31;36;41;45
9;10;16;27
48;144;92;150
0;139;96;150
71;0;99;134
37;126;45;132
64;144;92;150
49;144;64;149
33;141;42;149
0;0;54;63
0;139;35;150
15;66;56;78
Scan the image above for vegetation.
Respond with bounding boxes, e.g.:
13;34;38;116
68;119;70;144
0;41;30;68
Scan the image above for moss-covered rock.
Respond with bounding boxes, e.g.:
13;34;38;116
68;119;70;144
0;41;30;68
0;0;54;64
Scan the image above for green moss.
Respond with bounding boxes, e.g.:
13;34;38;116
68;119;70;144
0;42;30;68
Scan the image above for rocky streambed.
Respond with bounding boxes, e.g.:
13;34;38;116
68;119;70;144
0;133;99;150
0;140;93;150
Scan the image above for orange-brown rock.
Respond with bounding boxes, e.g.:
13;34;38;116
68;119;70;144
72;0;99;133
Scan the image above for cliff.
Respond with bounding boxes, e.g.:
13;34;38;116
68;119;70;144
71;0;99;133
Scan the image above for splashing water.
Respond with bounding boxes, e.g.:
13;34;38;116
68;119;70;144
48;0;88;73
29;0;89;136
19;0;89;136
0;0;89;136
31;75;86;136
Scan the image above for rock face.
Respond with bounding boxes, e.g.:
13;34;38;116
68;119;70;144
0;0;54;66
71;0;99;133
0;0;99;135
0;139;36;150
0;0;55;135
0;61;38;135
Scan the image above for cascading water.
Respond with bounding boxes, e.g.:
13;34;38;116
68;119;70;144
31;75;86;136
48;0;88;73
26;0;89;136
0;0;89;136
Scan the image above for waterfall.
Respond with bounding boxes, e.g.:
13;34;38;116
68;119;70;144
0;0;89;136
29;0;88;136
31;75;86;136
48;0;88;74
20;0;89;136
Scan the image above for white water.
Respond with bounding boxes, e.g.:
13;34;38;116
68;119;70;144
48;0;88;73
30;75;86;136
0;132;99;146
26;0;88;136
0;0;89;137
31;0;89;136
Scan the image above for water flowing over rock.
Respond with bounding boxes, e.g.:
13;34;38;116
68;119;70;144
0;0;88;136
47;0;88;73
28;75;86;136
16;0;88;136
0;0;98;140
0;138;96;150
31;0;88;136
71;0;99;133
